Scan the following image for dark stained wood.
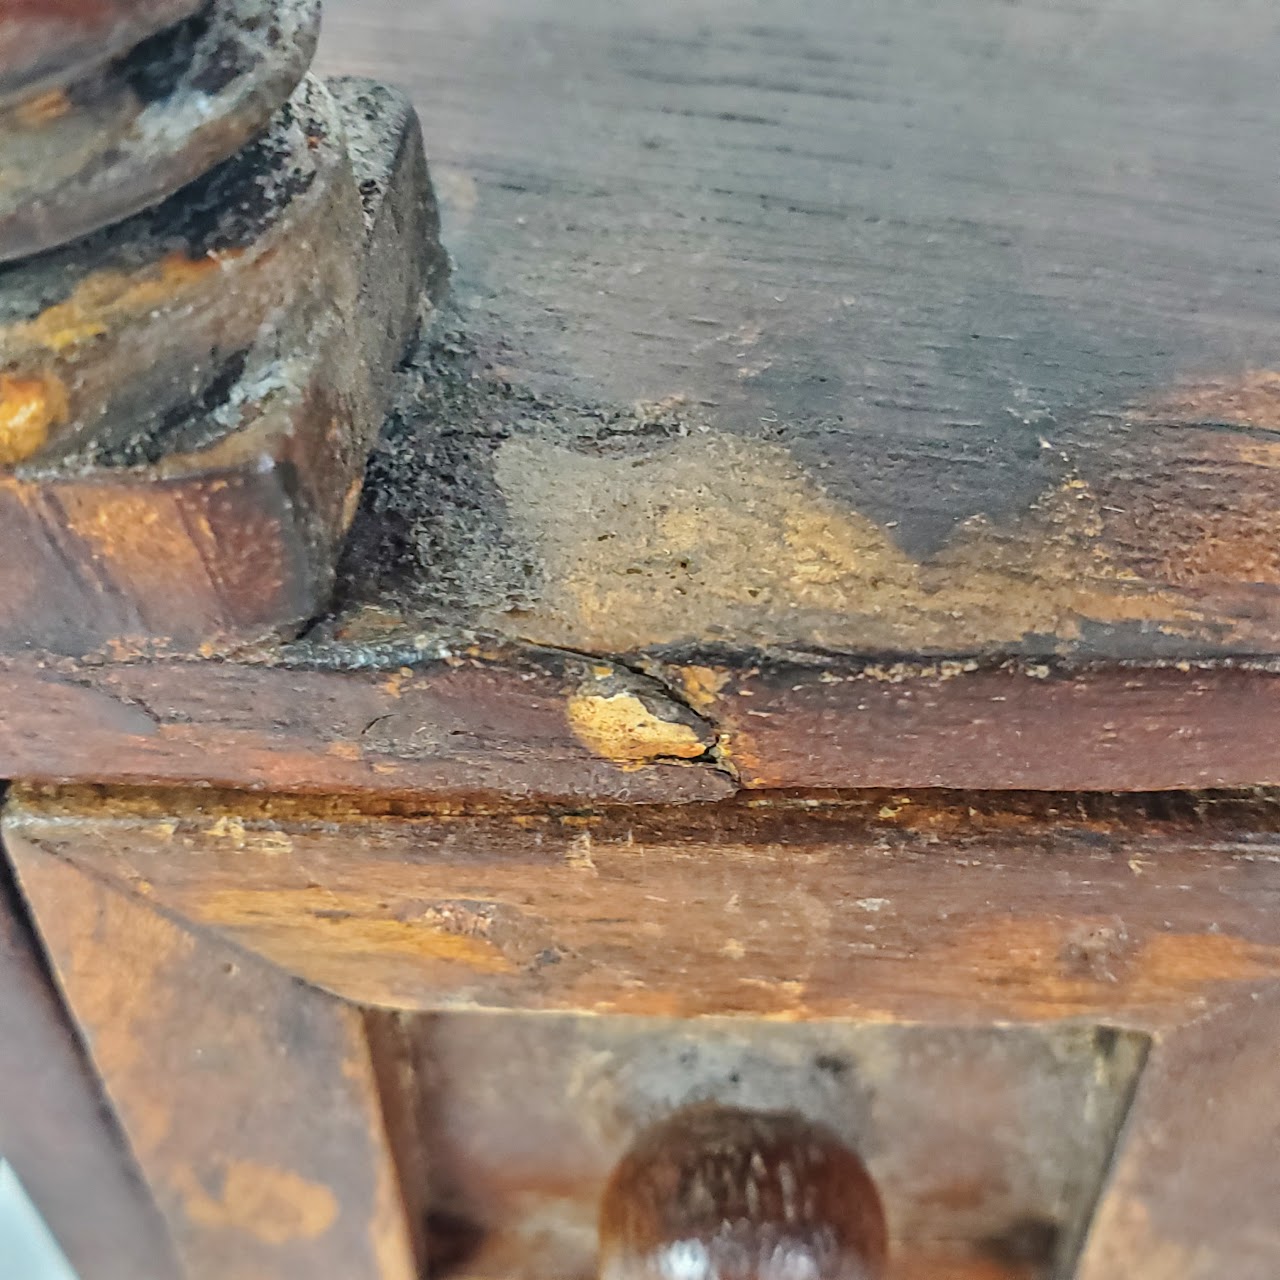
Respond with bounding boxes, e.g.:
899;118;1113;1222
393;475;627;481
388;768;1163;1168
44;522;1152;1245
7;833;420;1280
0;645;731;805
315;0;1280;664
0;0;319;260
596;1107;889;1280
0;0;201;106
0;855;180;1280
5;0;1280;789
0;75;444;656
9;10;1280;1274
1078;986;1280;1280
10;786;1280;1027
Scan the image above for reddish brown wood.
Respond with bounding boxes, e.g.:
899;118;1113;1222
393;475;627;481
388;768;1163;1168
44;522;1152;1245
1078;987;1280;1280
11;645;1280;795
597;1106;888;1280
8;837;419;1280
0;74;445;655
0;863;180;1280
394;1009;1102;1280
9;786;1279;1025
680;657;1280;792
0;647;730;805
9;786;1278;1277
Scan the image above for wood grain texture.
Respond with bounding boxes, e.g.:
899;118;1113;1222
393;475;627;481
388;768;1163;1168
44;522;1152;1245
6;834;420;1280
1078;987;1280;1280
0;645;730;805
674;655;1280;791
11;788;1280;1276
316;0;1280;662
10;786;1280;1027
362;1012;435;1279
6;0;1280;787
10;642;1280;795
0;856;180;1280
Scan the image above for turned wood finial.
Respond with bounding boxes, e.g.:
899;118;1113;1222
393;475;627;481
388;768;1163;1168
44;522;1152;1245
598;1105;887;1280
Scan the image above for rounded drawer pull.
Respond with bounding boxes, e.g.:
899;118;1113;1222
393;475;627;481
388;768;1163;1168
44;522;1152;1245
599;1105;887;1280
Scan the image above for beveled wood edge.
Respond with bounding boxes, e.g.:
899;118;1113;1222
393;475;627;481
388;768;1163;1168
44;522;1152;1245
9;801;1280;1279
6;835;422;1280
0;854;182;1279
1077;986;1280;1280
7;780;1280;1028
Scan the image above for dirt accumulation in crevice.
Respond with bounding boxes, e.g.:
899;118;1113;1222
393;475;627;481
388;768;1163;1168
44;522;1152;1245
332;318;701;633
332;318;1210;659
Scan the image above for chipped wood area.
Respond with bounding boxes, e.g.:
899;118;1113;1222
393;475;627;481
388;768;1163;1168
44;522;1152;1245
6;1;1280;785
8;786;1280;1027
9;643;1280;798
315;0;1280;664
0;644;730;805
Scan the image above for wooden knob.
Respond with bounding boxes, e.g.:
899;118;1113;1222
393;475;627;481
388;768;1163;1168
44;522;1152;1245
598;1104;887;1280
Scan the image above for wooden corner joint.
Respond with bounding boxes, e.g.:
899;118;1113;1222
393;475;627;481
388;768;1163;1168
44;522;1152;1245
5;790;1280;1279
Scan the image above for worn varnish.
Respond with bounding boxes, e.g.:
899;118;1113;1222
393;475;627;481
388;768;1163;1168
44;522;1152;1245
5;646;1280;796
8;786;1280;1026
0;75;446;655
0;856;180;1280
0;0;202;106
0;0;320;259
7;5;1280;1278
390;1011;1133;1280
14;786;1276;1278
0;645;729;805
8;835;420;1280
0;74;354;467
676;656;1280;792
317;0;1280;662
